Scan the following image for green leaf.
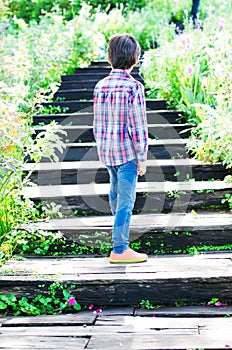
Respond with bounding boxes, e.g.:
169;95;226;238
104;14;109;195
0;294;16;303
7;294;17;302
0;301;7;309
63;289;71;299
74;302;81;311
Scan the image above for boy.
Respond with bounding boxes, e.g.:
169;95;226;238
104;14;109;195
93;34;148;263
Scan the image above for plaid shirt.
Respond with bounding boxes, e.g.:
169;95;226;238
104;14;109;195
93;69;148;166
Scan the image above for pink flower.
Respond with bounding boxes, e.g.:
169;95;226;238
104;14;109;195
93;308;102;314
68;297;76;306
225;345;231;348
180;34;190;47
215;301;223;307
29;201;34;208
186;64;194;75
206;302;211;306
89;304;94;310
223;303;228;306
219;19;225;31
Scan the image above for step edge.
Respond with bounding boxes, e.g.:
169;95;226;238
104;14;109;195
22;159;223;171
33;110;183;118
22;180;232;199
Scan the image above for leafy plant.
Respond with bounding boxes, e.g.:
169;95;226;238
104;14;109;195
168;231;192;236
0;115;67;247
166;190;186;198
224;175;232;184
5;0;147;23
0;282;81;316
41;105;70;114
140;299;155;309
0;7;104;264
141;7;232;168
206;297;228;307
221;194;232;211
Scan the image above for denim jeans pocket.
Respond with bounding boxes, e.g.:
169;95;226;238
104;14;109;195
118;159;137;173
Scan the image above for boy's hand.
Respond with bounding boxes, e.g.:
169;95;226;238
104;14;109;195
138;161;147;176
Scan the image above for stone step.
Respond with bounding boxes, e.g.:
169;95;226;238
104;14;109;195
26;139;189;162
74;66;140;74
33;110;184;126
42;100;166;114
2;310;232;350
28;212;232;254
59;80;104;90
54;87;150;101
1;253;232;307
22;180;231;215
41;99;166;114
1;305;232;323
58;80;149;90
26;210;232;234
34;123;193;142
54;89;95;101
90;59;110;66
61;72;144;82
135;305;232;317
24;159;229;185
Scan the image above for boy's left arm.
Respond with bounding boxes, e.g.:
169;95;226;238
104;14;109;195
129;82;148;166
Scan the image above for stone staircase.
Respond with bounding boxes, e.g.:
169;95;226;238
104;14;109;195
3;61;232;308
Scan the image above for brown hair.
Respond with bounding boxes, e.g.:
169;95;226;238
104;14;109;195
108;34;141;70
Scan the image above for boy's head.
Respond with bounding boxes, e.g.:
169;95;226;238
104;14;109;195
108;34;141;70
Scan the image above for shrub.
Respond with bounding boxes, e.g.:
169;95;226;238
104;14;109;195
0;8;100;262
141;9;232;168
4;0;147;22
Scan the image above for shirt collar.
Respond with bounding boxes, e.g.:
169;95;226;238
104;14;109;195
110;69;133;79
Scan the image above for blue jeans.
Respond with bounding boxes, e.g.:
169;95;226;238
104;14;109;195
107;160;138;254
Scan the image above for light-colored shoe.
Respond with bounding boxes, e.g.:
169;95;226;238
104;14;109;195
109;248;148;264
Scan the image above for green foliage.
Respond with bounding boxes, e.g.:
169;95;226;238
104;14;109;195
4;0;147;23
6;0;225;28
0;115;67;255
140;299;155;309
41;105;70;114
185;244;232;254
140;299;163;309
1;228;112;258
94;5;172;50
206;297;228;307
130;241;141;251
141;4;232;168
141;29;215;119
168;231;192;236
221;194;232;211
0;0;206;51
166;190;186;198
187;101;232;167
8;229;64;257
224;175;232;184
0;8;100;264
0;282;81;316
